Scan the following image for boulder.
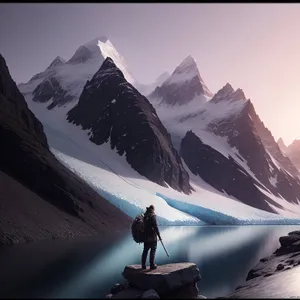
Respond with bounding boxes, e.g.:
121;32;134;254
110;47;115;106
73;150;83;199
122;263;201;296
279;235;300;247
276;264;284;271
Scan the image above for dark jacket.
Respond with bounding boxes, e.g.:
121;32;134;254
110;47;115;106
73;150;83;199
143;208;161;243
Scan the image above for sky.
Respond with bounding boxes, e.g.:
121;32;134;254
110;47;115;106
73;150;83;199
0;3;300;145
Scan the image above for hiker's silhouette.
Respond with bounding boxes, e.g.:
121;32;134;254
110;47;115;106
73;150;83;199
141;205;161;270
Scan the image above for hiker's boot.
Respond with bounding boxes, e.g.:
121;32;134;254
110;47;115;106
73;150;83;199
150;264;157;270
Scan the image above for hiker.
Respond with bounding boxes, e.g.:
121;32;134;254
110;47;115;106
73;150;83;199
141;205;162;270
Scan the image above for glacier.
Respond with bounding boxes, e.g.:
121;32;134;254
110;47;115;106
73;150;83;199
21;97;300;226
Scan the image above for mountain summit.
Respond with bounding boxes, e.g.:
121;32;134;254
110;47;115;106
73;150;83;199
150;55;213;106
18;36;136;109
67;57;192;194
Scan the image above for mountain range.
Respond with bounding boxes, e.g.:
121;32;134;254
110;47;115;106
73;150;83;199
0;52;131;244
2;36;300;243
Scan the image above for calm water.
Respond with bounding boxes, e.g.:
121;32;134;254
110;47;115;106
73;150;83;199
0;225;299;298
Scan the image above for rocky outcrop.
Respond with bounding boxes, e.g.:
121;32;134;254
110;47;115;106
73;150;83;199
207;86;300;208
228;231;300;298
32;76;74;109
107;263;203;299
0;53;131;244
67;57;192;194
247;103;299;177
180;131;279;213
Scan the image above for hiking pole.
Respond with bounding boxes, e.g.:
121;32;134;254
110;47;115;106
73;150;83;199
160;239;169;257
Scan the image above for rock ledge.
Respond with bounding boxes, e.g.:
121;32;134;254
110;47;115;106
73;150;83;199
107;262;203;299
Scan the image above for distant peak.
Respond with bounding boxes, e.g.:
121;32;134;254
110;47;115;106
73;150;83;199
224;82;234;92
214;83;234;97
211;83;247;103
67;45;93;64
183;54;195;62
176;55;197;72
46;56;65;69
233;88;246;101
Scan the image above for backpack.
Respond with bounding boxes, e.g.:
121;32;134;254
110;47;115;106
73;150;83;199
131;214;145;243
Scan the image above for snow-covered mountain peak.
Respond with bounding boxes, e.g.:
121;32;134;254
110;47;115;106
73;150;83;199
67;45;94;64
61;36;135;84
99;57;115;69
96;38;136;85
149;55;213;105
165;55;213;98
18;36;136;106
46;56;66;70
211;83;246;103
175;55;197;71
232;88;246;101
92;57;125;83
167;55;200;84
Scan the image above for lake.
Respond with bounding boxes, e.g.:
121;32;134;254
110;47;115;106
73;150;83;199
0;225;299;298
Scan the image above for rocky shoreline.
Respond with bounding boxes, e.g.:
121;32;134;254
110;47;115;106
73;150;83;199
227;230;300;298
106;231;300;299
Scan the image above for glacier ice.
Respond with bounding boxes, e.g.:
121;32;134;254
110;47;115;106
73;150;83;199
24;99;300;225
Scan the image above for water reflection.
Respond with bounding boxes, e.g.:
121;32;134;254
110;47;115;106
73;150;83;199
0;226;299;298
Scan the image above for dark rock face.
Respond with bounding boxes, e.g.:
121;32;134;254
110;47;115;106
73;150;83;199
122;263;201;297
67;57;192;194
207;85;300;208
150;55;213;106
46;56;65;70
67;45;93;64
228;231;300;298
210;83;246;104
0;53;131;243
248;104;298;177
180;131;279;212
32;76;74;109
151;76;207;106
245;231;300;281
